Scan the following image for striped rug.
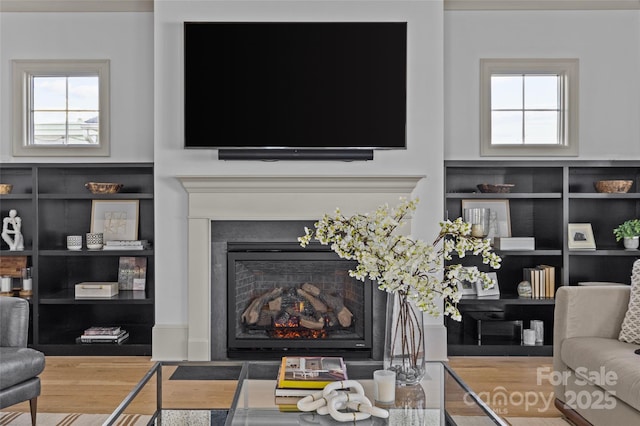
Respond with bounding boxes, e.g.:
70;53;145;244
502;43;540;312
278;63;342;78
1;411;570;425
0;412;151;425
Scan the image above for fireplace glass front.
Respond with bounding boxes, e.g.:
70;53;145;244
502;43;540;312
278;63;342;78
227;243;373;358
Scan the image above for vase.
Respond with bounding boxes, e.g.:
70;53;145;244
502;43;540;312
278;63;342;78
383;292;426;386
623;236;639;250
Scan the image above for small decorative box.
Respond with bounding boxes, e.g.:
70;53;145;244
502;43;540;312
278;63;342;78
75;282;119;298
493;237;535;251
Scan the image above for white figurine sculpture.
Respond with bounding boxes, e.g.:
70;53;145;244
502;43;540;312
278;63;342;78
297;380;389;422
1;209;24;251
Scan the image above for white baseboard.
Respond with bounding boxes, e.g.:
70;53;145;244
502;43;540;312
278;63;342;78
425;324;449;361
151;324;188;361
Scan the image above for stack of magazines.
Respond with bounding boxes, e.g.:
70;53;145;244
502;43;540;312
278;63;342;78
274;356;347;410
78;326;129;344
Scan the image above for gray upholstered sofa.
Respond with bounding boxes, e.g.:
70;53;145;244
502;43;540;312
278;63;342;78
0;296;45;425
553;286;640;426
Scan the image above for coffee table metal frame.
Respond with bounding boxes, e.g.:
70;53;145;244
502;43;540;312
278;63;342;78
106;360;508;426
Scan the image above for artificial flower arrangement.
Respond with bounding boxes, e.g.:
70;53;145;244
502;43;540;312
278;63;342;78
299;198;502;321
299;198;502;383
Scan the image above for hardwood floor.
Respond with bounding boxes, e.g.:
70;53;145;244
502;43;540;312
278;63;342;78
4;356;562;419
448;356;561;418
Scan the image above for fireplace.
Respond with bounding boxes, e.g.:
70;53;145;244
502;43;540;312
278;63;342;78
227;243;373;358
176;175;425;361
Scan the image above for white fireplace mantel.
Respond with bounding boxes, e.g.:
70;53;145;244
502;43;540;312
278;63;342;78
177;175;424;360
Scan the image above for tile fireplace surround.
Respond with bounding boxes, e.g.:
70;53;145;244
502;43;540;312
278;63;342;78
177;175;425;361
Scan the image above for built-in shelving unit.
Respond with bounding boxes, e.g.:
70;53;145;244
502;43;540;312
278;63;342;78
0;163;154;355
445;160;640;356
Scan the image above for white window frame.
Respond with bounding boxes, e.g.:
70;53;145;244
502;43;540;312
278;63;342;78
12;59;110;157
480;58;579;157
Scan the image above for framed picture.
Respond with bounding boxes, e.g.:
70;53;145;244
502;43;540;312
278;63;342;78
457;277;477;296
117;256;147;291
456;266;479;296
568;223;596;250
475;272;500;297
461;199;511;242
91;200;139;241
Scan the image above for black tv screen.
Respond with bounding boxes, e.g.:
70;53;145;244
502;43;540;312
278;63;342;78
184;22;407;150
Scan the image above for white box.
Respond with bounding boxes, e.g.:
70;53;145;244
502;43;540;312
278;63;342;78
493;237;535;251
75;282;119;298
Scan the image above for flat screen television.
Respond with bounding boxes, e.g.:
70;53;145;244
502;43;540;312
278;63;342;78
184;22;407;157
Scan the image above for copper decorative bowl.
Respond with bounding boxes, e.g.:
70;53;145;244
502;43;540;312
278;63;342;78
85;182;123;194
594;180;633;194
477;183;515;193
0;184;13;194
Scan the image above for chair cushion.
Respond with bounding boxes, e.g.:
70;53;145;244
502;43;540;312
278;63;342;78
0;377;40;410
0;347;45;390
561;336;640;411
620;259;640;344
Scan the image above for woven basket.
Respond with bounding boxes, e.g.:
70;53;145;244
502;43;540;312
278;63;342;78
594;180;633;193
0;184;13;194
85;182;123;194
477;183;515;193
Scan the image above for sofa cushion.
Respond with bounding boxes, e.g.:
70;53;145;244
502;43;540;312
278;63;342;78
0;347;45;390
561;336;640;411
619;259;640;344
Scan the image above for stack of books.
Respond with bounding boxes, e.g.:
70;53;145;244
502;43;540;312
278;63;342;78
78;326;129;344
523;265;556;298
274;356;348;410
103;240;150;251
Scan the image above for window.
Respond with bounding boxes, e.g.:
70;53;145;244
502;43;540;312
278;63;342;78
480;58;578;156
12;60;110;156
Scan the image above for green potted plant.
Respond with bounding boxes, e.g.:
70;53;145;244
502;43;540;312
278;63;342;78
613;219;640;249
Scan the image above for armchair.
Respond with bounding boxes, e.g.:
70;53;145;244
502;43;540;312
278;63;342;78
553;285;640;426
0;296;45;426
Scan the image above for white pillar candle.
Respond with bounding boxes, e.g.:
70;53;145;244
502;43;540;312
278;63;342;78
22;278;32;291
471;224;484;237
21;268;32;291
531;320;544;343
373;369;396;404
1;276;12;292
523;329;536;346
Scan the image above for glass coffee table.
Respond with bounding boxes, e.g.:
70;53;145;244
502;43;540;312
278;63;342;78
107;360;508;426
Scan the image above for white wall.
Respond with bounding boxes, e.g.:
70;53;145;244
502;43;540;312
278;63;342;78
444;10;640;160
6;3;640;360
0;12;154;163
154;0;445;359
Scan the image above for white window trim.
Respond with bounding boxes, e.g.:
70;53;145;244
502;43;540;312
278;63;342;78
12;59;110;157
480;58;579;157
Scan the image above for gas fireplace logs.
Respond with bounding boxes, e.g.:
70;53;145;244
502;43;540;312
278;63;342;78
240;283;354;332
241;287;283;325
302;282;321;296
321;293;353;327
296;288;328;312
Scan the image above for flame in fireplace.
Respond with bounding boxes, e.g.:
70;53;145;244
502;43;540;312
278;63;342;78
271;328;328;339
273;313;328;339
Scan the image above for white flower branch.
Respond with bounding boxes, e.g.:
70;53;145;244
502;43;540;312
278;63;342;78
299;198;502;321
